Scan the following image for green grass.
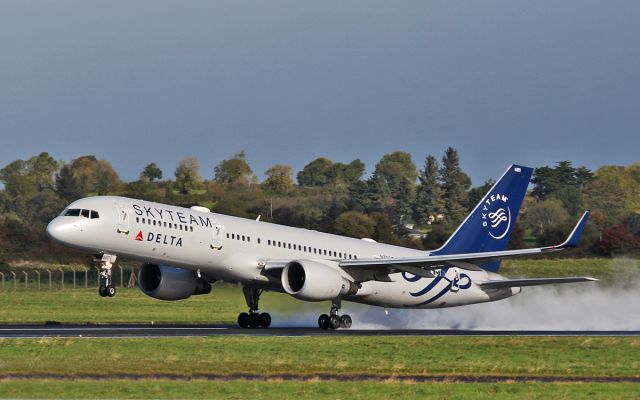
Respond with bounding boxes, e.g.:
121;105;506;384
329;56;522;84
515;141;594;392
0;286;325;325
501;258;639;283
1;337;638;378
0;381;637;399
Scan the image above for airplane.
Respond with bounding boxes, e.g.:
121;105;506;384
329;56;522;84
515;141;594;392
45;164;597;329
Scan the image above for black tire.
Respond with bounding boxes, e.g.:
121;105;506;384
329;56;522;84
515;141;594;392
318;314;330;329
248;313;260;328
238;312;250;328
98;286;107;297
259;313;271;328
329;314;341;330
340;314;352;329
107;286;116;297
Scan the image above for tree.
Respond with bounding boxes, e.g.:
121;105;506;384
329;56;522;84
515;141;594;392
55;164;83;201
95;160;122;195
338;159;365;184
365;171;391;212
522;198;569;243
390;177;415;226
333;211;375;238
297;157;333;187
466;179;494;210
140;163;163;182
174;156;202;195
531;161;592;203
214;151;256;187
372;152;417;197
262;165;294;195
414;155;445;225
590;224;639;256
297;158;365;187
440;147;470;225
0;152;58;197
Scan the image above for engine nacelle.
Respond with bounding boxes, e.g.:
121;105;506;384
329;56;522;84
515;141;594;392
281;260;357;301
138;263;211;301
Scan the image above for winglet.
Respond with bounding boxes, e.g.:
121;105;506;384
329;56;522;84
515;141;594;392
553;210;590;249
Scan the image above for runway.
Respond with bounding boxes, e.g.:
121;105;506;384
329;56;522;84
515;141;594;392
1;324;638;338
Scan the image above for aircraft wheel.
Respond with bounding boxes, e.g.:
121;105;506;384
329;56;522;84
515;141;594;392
259;313;271;328
107;285;116;297
318;314;330;329
238;312;250;328
248;313;260;328
340;315;352;329
329;315;341;330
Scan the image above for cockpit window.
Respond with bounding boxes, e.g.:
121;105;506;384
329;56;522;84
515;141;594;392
63;208;100;219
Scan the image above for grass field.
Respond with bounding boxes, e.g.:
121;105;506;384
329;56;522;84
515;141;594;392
1;381;638;399
1;258;638;399
2;336;638;377
0;336;638;399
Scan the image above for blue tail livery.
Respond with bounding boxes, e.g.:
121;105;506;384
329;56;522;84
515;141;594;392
430;164;533;271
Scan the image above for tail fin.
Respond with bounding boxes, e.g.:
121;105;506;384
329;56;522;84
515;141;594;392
430;164;533;272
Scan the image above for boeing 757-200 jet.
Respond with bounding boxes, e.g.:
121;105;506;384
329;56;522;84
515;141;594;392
46;165;596;329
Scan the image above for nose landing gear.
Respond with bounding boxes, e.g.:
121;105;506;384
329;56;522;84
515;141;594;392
318;299;352;330
95;254;117;298
238;286;271;328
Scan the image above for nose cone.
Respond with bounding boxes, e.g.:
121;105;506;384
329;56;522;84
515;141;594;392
46;217;77;244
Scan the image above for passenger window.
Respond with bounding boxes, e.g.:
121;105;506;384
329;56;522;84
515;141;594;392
257;238;261;244
190;226;193;232
339;252;342;258
242;235;246;241
268;240;271;245
227;233;230;238
288;243;291;249
153;220;157;226
142;218;146;224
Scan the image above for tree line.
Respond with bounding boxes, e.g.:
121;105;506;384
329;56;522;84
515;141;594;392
0;150;638;264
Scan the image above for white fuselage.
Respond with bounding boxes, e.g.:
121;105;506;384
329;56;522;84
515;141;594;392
46;196;519;309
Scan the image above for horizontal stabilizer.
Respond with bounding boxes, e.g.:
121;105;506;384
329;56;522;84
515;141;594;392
478;277;598;289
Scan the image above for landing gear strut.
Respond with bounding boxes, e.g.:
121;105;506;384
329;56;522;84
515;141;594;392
318;299;352;330
95;254;117;298
238;286;271;328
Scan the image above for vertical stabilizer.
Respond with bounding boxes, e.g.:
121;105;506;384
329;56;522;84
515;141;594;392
430;164;533;271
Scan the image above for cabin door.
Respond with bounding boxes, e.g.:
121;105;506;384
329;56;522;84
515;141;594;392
116;204;130;234
211;223;224;250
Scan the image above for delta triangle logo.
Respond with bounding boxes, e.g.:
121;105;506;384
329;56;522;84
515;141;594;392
135;230;144;241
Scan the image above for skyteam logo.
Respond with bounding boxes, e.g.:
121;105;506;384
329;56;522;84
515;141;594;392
482;193;511;240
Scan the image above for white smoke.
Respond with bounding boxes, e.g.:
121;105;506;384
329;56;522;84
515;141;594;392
272;259;640;330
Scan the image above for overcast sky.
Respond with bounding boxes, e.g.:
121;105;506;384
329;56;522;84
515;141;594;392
1;1;638;185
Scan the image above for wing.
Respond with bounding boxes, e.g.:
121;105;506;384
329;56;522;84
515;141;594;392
339;211;591;281
478;277;598;289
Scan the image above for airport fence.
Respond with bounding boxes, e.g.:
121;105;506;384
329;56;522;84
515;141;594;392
0;266;138;291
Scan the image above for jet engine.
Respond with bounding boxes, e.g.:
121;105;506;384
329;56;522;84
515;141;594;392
138;263;212;301
281;260;357;301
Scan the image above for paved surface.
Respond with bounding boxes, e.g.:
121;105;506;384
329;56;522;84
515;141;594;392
1;324;638;338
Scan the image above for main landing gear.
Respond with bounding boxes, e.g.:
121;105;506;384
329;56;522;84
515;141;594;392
318;299;352;330
238;286;271;329
95;254;117;298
